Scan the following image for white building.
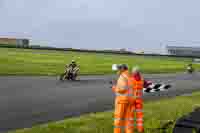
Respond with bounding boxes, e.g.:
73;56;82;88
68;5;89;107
166;46;200;56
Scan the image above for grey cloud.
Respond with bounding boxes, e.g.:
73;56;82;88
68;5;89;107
1;0;200;52
30;21;153;51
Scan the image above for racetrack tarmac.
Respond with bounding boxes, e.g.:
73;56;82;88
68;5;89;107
1;73;200;133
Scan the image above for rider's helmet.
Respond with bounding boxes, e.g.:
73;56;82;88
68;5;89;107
71;60;77;67
71;60;76;65
71;60;75;63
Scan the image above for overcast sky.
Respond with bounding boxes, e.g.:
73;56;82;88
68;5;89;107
1;0;200;53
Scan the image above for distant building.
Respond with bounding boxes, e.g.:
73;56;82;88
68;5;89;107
119;48;126;52
139;51;145;54
0;38;29;47
166;46;200;57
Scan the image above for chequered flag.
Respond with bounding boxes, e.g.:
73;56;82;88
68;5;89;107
110;80;172;93
143;83;172;93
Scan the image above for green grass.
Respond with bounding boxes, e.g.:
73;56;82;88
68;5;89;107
0;47;199;75
10;92;200;133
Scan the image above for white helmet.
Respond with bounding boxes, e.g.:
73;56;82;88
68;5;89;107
112;64;118;71
132;66;140;73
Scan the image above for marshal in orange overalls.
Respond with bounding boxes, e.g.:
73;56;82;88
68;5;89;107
130;73;144;133
112;70;135;133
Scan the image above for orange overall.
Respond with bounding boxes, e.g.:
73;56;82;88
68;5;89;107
130;75;144;132
112;70;135;133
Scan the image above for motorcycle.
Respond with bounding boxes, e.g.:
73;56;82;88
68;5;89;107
187;66;194;74
59;67;79;81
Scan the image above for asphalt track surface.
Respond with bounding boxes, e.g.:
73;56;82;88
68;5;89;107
1;73;200;133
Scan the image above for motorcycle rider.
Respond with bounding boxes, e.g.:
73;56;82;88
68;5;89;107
65;60;79;79
187;63;194;73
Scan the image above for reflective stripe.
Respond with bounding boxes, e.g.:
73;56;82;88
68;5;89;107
114;126;125;128
134;90;143;92
117;85;129;90
115;93;132;96
127;124;134;127
136;118;143;121
133;123;143;126
136;123;143;126
126;118;143;121
135;109;143;112
114;118;126;120
130;118;137;120
115;93;140;98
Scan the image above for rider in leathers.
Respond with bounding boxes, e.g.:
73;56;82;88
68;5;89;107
65;60;79;78
187;64;194;73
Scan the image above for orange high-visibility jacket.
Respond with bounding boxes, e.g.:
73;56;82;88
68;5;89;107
132;77;144;98
113;70;133;102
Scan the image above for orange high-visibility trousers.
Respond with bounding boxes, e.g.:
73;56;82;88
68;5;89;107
125;102;135;133
135;98;144;132
128;99;143;133
114;100;135;133
114;100;134;133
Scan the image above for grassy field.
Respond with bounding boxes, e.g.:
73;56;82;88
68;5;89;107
10;91;200;133
0;47;199;75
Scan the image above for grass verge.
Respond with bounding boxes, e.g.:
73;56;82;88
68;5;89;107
10;91;200;133
0;47;199;75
